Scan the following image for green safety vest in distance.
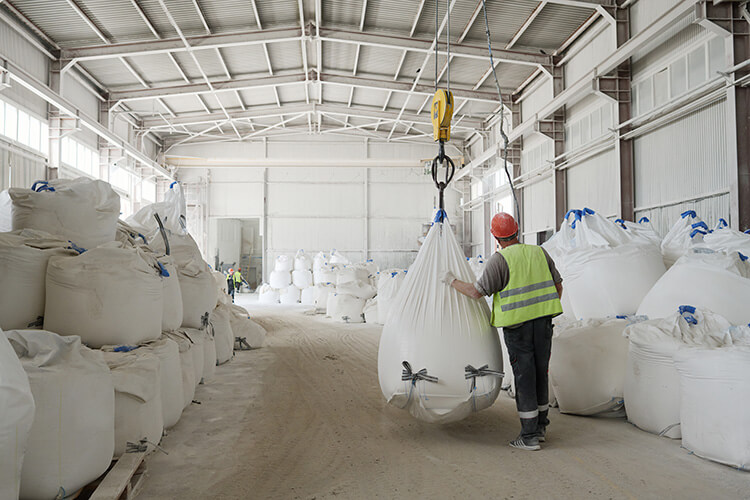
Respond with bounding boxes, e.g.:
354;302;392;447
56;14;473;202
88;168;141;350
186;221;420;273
491;244;563;328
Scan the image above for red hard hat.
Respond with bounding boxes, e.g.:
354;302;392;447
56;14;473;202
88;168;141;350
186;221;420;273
491;212;518;240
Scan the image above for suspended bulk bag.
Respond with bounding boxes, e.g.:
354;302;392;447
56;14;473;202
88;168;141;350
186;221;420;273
292;269;313;288
139;337;183;429
45;244;164;348
201;330;217;381
549;317;633;416
101;350;164;458
9;178;120;249
211;305;235;364
0;230;78;330
160;255;184;332
637;250;750;325
313;283;335;312
623;308;732;439
294;249;313;271
280;286;301;304
182;328;205;385
7;330;115;500
0;328;35;500
674;334;750;470
258;284;280;304
378;221;503;424
327;293;365;323
300;286;315;305
162;331;196;410
229;304;266;348
377;270;406;325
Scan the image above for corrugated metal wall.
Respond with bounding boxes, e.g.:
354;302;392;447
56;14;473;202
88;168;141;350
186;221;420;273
630;0;680;36
62;74;100;149
566;148;618;216
520;79;553;122
0;19;48;117
0;141;47;191
522;175;555;235
565;20;615;86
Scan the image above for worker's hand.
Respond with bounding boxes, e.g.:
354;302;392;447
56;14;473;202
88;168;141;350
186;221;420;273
440;271;456;286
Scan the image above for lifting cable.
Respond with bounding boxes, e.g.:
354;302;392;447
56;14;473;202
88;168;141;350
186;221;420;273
479;0;520;219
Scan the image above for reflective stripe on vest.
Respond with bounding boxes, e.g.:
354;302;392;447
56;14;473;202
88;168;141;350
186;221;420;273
491;244;562;328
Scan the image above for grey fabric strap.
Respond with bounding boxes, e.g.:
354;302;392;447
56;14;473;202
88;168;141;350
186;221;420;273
465;364;504;393
401;361;438;386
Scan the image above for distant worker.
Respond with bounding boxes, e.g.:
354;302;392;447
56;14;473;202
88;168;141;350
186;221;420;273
227;269;235;301
233;268;244;294
442;212;563;451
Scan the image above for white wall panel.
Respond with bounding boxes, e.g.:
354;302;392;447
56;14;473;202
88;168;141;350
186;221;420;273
0;19;48;116
631;0;680;36
565;20;615;86
521;79;553;122
268;218;364;252
0;142;47;190
636;193;730;237
369;183;437;219
566;147;618;217
267;183;363;217
209;182;264;217
62;74;100;149
522;175;555;235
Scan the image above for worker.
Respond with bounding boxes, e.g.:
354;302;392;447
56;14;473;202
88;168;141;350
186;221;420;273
233;268;244;294
227;269;235;301
442;212;563;451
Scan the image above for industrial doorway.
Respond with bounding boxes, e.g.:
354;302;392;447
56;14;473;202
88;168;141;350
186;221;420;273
208;217;263;291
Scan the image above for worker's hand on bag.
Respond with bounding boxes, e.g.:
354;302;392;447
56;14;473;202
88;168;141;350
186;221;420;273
441;271;456;286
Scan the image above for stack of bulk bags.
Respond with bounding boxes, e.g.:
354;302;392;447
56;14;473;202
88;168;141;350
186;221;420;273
45;243;165;347
292;269;313;289
182;329;205;384
162;331;196;410
300;286;315;305
228;305;266;348
270;255;293;289
0;328;35;500
623;307;731;439
377;270;407;324
660;211;707;268
327;293;366;323
280;286;301;304
674;324;750;470
378;218;503;423
294;249;313;272
313;283;335;312
543;209;665;319
336;264;370;285
258;284;280;304
169;234;217;329
7;330;114;500
549;317;635;416
637;249;750;325
0;230;78;330
127;182;186;236
101;349;164;457
9;178;120;249
211;304;235;363
139;337;183;429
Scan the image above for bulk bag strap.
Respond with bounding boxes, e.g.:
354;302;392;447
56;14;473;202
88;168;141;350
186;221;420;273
401;361;438;386
464;364;504;393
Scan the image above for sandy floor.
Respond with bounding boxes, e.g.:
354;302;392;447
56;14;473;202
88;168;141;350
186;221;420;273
138;294;749;500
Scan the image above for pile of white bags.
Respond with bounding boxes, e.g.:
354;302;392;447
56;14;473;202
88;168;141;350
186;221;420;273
228;305;266;348
327;293;366;323
9;178;120;249
378;219;503;423
162;331;196;409
376;270;406;324
637;249;750;325
702;218;750;255
280;285;301;304
211;304;235;364
337;264;371;285
623;307;731;439
550;316;634;416
313;283;335;312
300;286;315;305
7;330;114;500
543;208;665;319
0;230;77;330
44;244;164;348
139;337;183;429
101;349;164;457
660;210;708;268
0;328;35;500
674;324;750;470
258;284;280;304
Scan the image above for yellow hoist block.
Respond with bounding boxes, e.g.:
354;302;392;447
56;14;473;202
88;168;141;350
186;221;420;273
431;89;454;142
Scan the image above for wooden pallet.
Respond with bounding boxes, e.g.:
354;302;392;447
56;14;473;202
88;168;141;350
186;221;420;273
88;452;147;500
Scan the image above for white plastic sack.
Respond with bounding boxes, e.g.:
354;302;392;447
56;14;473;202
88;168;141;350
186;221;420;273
292;269;313;288
0;328;35;500
0;230;77;330
161;255;184;331
337;280;377;300
623;307;732;439
9;178;120;249
300;286;315;305
329;250;349;265
327;293;366;323
101;350;164;457
202;331;216;381
294;250;313;271
280;286;301;304
258;284;280;304
127;182;187;236
274;255;293;272
8;331;115;500
162;331;196;410
139;337;183;429
211;305;235;363
637;249;750;325
270;270;292;289
363;298;380;324
182;328;205;385
45;244;164;348
229;305;266;348
313;283;335;313
377;270;406;324
550;317;632;416
661;210;707;268
378;221;503;423
313;264;338;285
313;251;330;272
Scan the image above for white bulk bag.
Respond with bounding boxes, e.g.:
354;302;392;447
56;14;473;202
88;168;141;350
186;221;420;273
202;331;216;381
674;340;750;470
300;286;315;305
623;308;732;439
229;305;265;347
550;317;632;416
182;328;205;385
177;256;217;329
313;283;335;312
0;189;11;232
637;250;750;325
378;221;503;423
213;270;230;305
337;280;377;300
0;328;35;500
139;337;183;429
160;255;184;331
9;178;120;249
45;244;164;348
292;269;313;288
363;298;379;324
269;270;292;289
211;305;235;363
327;293;366;323
363;259;379;277
329;250;349;265
115;219;150;249
127;182;187;236
313;264;337;285
661;210;707;268
377;270;406;324
313;251;330;272
280;286;301;304
703;225;750;257
0;230;77;330
294;249;313;271
162;331;196;409
101;350;164;457
8;331;115;500
258;284;280;304
274;255;293;272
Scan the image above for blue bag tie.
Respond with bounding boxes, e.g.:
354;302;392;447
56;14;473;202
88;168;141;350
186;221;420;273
638;217;650;223
680;210;697;219
157;261;170;277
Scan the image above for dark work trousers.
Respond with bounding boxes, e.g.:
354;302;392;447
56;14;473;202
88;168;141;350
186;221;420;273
503;316;553;439
227;280;235;301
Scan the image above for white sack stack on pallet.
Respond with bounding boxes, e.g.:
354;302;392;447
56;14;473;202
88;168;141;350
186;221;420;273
0;230;78;330
138;337;184;429
378;220;503;424
623;307;731;439
7;330;115;500
8;178;120;249
0;328;35;500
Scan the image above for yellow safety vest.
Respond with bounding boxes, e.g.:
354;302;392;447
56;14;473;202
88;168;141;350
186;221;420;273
491;244;563;328
233;271;242;283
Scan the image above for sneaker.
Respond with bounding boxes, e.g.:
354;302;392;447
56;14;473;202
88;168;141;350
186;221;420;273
509;435;540;451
